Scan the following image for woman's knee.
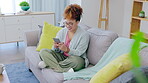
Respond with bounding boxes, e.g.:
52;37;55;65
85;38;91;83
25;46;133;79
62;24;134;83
69;56;84;63
39;49;52;57
69;56;85;70
40;49;52;53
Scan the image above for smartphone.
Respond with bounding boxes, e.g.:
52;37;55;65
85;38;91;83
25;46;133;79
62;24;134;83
53;38;61;43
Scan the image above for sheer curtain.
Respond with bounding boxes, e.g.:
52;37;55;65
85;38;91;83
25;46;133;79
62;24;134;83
0;0;28;14
29;0;69;25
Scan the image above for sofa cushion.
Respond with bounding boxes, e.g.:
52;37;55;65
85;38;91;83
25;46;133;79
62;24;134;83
42;68;64;83
87;28;118;65
64;80;89;83
25;46;41;67
26;46;64;83
78;23;91;31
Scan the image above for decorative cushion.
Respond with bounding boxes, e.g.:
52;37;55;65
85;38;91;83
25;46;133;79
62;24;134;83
36;22;62;51
90;54;132;83
86;28;118;65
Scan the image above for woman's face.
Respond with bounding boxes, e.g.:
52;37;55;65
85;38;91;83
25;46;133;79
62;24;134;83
64;19;79;32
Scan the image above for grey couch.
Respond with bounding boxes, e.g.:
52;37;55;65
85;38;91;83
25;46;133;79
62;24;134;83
24;24;148;83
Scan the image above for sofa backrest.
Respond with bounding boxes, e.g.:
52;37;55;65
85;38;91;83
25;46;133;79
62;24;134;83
78;22;92;30
140;47;148;67
86;28;118;65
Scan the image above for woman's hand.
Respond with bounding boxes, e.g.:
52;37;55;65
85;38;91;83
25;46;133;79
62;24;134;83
53;42;59;48
58;42;70;53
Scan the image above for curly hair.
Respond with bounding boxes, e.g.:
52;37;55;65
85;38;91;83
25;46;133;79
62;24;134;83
63;4;83;21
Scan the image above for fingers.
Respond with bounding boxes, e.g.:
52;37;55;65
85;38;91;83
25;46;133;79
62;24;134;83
54;42;66;51
58;42;64;45
53;42;59;48
58;42;67;52
53;42;56;44
57;42;64;46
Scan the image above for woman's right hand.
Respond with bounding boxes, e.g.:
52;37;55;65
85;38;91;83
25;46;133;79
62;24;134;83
54;42;59;48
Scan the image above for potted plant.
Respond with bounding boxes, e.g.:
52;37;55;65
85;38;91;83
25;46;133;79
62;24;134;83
139;11;145;18
19;1;30;11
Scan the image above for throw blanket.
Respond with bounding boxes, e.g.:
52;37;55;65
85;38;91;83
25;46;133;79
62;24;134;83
63;37;148;80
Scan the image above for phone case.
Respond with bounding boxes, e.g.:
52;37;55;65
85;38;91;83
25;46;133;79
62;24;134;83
53;38;61;43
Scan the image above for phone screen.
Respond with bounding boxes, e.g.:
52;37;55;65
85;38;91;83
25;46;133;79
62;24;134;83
53;38;61;43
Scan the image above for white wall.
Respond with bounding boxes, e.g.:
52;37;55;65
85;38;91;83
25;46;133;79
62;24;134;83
70;0;148;37
122;0;133;38
81;0;100;28
70;0;99;28
70;0;126;36
70;0;81;5
109;0;125;36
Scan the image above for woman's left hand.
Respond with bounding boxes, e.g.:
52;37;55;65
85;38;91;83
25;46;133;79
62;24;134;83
58;42;69;53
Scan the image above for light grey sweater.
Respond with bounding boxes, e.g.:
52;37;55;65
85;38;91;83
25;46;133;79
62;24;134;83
55;26;90;67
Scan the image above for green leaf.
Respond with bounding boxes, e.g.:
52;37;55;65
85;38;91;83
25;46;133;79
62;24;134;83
19;1;29;6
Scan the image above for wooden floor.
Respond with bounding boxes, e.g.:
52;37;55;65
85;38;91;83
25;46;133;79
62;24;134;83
0;42;25;64
0;42;25;83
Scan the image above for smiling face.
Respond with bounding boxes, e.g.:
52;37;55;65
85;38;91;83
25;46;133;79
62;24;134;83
63;4;82;33
64;19;79;32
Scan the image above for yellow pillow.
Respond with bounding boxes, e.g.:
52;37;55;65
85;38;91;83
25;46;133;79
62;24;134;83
36;22;62;51
90;54;132;83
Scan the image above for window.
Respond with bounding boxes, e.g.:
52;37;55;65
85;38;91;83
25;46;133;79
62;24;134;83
0;0;28;14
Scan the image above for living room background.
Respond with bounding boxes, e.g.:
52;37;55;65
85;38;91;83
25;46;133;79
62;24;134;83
29;0;69;25
75;0;148;38
0;0;69;26
0;0;28;13
0;0;148;40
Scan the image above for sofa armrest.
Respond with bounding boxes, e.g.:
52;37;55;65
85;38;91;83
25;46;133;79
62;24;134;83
24;30;40;46
110;67;148;83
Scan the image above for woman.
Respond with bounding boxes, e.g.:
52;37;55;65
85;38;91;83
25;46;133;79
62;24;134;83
38;4;90;73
